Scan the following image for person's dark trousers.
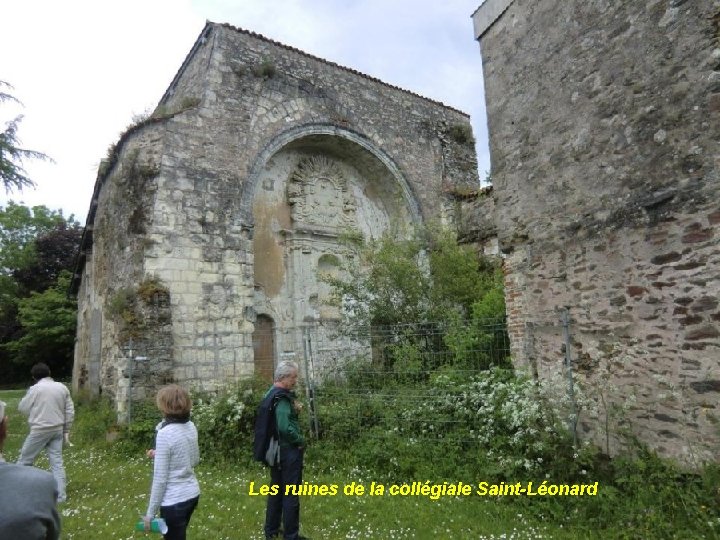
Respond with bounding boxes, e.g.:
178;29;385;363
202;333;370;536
265;446;303;540
160;495;199;540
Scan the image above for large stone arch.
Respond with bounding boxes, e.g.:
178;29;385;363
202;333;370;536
245;124;423;365
238;123;422;227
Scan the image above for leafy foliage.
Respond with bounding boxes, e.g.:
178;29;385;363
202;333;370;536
315;366;575;480
327;226;503;328
0;202;81;382
325;226;509;373
309;365;720;538
192;377;270;462
3;271;77;378
115;377;269;463
0;81;51;193
13;221;83;293
327;234;427;327
0;202;69;277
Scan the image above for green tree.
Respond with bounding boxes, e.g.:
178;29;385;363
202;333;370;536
326;226;509;373
426;226;496;320
1;80;51;193
329;227;501;326
0;203;80;382
444;267;510;369
3;271;77;378
0;202;70;303
14;221;83;293
0;202;70;263
332;234;429;328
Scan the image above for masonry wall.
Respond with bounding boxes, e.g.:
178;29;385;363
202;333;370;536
73;22;478;412
475;0;720;462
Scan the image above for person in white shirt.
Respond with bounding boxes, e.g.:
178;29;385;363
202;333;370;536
17;362;75;503
144;384;200;540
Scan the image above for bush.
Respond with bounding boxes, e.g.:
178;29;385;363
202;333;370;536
448;123;475;146
309;365;720;538
252;58;276;78
311;366;579;482
193;377;270;462
69;394;117;447
116;398;160;454
112;377;270;461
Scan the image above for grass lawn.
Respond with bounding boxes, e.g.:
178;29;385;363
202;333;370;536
0;389;618;539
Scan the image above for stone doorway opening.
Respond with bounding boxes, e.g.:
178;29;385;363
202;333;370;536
253;314;276;382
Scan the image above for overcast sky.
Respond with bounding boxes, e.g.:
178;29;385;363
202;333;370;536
0;0;488;224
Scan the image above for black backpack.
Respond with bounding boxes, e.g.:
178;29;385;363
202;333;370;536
253;387;290;467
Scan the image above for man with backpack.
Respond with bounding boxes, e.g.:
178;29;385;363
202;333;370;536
255;360;308;540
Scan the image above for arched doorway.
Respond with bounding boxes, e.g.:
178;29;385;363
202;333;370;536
252;314;275;382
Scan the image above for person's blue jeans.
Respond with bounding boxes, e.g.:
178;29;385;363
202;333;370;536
160;495;199;540
264;446;303;539
17;429;66;502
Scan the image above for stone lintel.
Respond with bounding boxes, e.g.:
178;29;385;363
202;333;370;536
472;0;516;39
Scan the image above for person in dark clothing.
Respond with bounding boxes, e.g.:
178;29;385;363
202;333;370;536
263;361;309;540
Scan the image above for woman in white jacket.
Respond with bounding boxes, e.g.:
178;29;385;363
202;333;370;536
143;385;200;540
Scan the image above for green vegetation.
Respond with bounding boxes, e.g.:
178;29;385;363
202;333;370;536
324;227;509;373
0;202;81;383
327;226;503;327
253;57;276;78
3;271;77;374
0;80;51;193
448;123;475;146
0;222;716;538
107;276;171;341
2;377;718;539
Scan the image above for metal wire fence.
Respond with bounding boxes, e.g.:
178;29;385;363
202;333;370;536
297;318;512;444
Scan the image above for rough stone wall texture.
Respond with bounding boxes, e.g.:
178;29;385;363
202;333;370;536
72;22;478;414
475;0;720;462
458;186;498;256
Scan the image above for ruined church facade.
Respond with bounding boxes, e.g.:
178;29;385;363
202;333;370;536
473;0;719;462
71;23;478;413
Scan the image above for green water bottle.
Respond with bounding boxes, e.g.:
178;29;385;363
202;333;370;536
135;517;168;534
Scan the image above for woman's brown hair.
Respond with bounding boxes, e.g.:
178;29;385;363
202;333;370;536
155;385;192;417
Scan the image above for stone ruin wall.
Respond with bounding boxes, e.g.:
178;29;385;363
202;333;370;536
72;22;478;414
73;122;174;411
458;186;498;257
474;0;720;463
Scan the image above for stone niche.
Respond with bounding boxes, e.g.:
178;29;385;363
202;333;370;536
251;134;419;376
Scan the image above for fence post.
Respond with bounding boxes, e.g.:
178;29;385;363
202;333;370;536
126;339;134;425
302;326;320;439
561;308;578;448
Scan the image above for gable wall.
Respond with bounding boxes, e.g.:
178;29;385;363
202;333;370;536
73;23;479;410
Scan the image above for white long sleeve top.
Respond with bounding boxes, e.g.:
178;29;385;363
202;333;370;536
18;377;74;434
145;420;200;518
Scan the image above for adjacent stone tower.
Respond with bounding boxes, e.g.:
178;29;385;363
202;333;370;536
71;22;478;417
473;0;719;462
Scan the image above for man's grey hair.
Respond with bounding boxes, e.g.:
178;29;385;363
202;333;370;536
274;360;299;382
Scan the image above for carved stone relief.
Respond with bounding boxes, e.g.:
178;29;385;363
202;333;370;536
287;156;356;229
